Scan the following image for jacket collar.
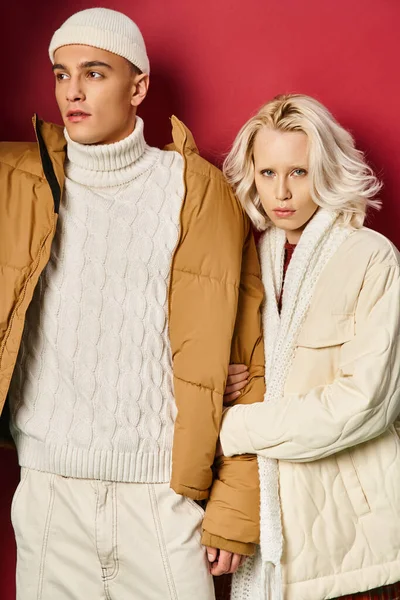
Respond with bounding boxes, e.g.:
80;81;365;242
169;115;200;156
33;115;66;213
32;114;196;209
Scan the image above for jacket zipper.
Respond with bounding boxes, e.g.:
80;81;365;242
33;115;61;214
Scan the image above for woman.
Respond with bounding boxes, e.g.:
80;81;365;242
219;94;400;600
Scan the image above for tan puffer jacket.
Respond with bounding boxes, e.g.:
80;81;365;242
0;115;265;555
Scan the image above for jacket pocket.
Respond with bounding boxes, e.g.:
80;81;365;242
336;450;370;517
296;313;354;349
288;314;355;393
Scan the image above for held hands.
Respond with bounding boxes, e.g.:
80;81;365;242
224;364;249;405
217;364;248;456
206;364;250;574
206;547;247;576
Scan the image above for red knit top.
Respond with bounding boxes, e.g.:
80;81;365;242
278;242;297;312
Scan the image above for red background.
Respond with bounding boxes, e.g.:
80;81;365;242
0;1;399;597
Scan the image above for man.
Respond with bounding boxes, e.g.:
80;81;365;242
0;8;264;599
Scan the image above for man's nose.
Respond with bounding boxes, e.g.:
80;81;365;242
66;78;85;103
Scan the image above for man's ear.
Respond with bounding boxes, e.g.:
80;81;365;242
131;74;149;108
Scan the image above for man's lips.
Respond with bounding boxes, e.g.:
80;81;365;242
66;110;91;122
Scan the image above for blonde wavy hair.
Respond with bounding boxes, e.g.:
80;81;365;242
223;94;381;230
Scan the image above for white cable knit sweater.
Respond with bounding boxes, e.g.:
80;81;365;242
9;117;185;483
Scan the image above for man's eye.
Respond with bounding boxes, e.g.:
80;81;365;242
261;170;274;177
56;73;68;81
87;71;102;79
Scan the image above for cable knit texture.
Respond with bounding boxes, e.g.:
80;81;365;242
9;117;185;483
232;209;352;600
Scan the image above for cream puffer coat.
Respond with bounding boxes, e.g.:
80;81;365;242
221;227;400;599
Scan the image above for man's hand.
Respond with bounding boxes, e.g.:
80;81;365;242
224;364;249;405
206;547;246;576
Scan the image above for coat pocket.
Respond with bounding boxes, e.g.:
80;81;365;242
296;313;354;349
336;450;370;517
288;314;355;393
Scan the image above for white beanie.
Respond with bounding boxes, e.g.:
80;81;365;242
49;7;150;74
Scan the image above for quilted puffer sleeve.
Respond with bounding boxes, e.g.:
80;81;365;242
220;261;400;463
167;118;265;553
201;228;265;554
169;163;248;501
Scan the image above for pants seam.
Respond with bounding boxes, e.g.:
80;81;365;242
37;474;56;600
148;484;178;600
103;578;112;600
95;482;113;595
95;482;103;573
103;483;119;582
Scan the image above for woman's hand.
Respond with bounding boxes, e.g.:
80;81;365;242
224;364;249;405
206;547;247;575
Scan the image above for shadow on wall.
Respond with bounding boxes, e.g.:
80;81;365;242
346;125;396;241
0;2;60;141
139;61;188;149
0;449;19;600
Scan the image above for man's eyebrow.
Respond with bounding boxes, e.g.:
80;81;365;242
80;61;113;69
52;61;113;72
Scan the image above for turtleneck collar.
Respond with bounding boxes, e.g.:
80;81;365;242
64;116;160;188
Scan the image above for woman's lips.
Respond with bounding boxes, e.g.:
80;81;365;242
273;209;296;218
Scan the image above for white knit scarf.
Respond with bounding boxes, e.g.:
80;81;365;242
232;208;352;600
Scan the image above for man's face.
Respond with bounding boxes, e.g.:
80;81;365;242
53;45;148;145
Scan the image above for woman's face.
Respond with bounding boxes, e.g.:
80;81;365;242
253;127;318;243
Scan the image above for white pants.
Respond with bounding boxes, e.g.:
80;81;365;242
12;468;215;600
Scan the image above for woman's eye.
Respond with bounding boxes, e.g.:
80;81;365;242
293;168;307;176
262;169;274;177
